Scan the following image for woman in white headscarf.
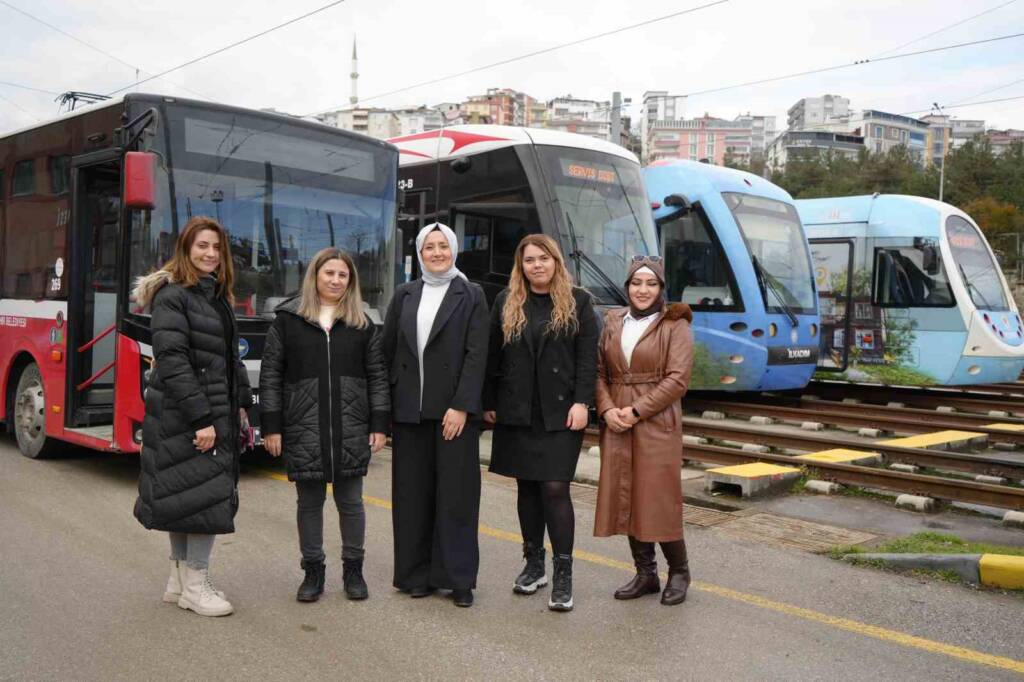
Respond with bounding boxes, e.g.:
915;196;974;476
381;223;489;608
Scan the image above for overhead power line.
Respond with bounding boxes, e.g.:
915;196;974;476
0;0;212;101
106;0;349;96
0;80;61;96
873;0;1018;57
0;92;40;122
308;0;731;115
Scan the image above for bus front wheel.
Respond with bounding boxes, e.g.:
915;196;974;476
14;364;58;459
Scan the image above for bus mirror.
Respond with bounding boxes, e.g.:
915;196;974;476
451;157;472;174
922;244;939;275
124;151;156;210
663;194;690;212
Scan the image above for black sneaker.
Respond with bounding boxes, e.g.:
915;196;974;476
513;543;548;594
297;561;326;602
342;558;368;600
548;554;573;612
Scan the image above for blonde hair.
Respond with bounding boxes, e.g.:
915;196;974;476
160;216;235;304
502;234;577;344
297;248;368;329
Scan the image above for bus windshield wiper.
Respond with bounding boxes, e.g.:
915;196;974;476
958;262;994;310
752;255;798;326
564;212;629;306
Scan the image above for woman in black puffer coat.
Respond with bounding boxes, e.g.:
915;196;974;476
133;216;252;618
260;248;389;602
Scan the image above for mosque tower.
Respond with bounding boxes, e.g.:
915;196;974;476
349;37;359;106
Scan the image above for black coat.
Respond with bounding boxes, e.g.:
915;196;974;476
382;277;489;424
484;287;598;431
259;298;389;481
133;271;253;535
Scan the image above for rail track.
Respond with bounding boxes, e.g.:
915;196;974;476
687;397;1024;447
804;381;1024;416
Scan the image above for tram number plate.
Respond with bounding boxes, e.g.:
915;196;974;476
767;345;819;365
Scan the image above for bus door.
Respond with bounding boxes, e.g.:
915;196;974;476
66;152;121;428
450;203;533;304
809;238;854;372
397;190;427;283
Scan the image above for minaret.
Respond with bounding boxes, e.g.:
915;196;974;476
349;37;359;107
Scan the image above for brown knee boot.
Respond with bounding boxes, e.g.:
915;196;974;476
614;536;660;600
659;539;690;605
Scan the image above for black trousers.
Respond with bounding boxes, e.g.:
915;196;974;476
391;419;481;590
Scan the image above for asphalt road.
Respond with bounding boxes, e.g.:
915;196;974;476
1;436;1022;681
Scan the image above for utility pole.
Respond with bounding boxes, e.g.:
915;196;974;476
610;91;621;146
932;102;948;202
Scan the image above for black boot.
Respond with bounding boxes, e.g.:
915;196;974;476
513;542;548;594
548;554;574;612
660;540;691;606
297;560;326;602
342;558;369;600
614;536;661;600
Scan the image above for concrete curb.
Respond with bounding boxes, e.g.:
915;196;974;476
842;553;1024;589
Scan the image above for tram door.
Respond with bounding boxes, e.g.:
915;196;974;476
66;155;121;427
809;238;854;372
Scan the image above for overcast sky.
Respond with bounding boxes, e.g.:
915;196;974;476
1;0;1022;136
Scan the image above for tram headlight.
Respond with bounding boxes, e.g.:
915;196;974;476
809;323;818;337
768;323;778;337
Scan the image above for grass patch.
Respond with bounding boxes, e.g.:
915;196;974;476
865;531;1024;557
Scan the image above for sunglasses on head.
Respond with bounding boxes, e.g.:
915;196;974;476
631;255;663;263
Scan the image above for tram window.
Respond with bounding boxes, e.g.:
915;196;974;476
946;216;1009;311
659;209;740;311
11;159;35;197
873;246;954;307
49;156;71;195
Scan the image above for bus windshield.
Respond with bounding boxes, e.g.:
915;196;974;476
535;146;658;304
129;103;397;321
723;192;817;314
946;215;1010;311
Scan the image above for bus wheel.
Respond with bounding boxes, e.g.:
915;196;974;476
14;364;58;459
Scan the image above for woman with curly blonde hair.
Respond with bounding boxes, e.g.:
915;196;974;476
483;234;598;612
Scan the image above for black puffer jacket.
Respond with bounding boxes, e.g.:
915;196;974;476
133;271;253;535
259;297;389;481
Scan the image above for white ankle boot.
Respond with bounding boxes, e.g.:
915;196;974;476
164;560;225;603
163;560;184;603
178;565;233;617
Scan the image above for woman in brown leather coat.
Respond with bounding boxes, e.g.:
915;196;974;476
594;256;694;605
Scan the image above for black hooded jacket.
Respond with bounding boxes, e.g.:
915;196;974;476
259;297;389;481
132;270;253;535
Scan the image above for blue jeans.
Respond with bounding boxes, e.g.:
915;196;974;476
168;532;215;570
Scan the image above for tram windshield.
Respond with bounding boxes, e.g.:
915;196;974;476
723;192;817;314
946;215;1010;311
535;146;658;305
127;103;397;320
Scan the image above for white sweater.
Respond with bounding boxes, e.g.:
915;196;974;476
416;281;450;407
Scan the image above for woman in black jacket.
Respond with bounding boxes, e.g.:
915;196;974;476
483;234;598;612
260;248;389;602
381;223;489;608
133;216;253;618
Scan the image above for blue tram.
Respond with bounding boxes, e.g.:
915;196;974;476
643;160;820;391
798;194;1024;386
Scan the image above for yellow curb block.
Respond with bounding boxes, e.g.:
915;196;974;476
979;554;1024;589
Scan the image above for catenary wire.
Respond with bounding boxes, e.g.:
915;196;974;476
873;0;1018;57
306;0;730;115
0;80;61;96
106;0;349;96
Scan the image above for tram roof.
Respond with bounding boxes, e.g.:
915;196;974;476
796;194;966;233
643;159;794;222
388;124;640;165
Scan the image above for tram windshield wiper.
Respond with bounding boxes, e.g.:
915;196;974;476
958;262;994;310
752;255;799;326
564;212;629;306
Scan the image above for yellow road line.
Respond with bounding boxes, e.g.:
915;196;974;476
258;470;1024;674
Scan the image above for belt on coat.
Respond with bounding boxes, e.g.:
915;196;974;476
608;371;663;385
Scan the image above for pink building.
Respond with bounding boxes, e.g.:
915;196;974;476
646;114;774;165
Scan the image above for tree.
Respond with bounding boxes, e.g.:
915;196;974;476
961;196;1024;237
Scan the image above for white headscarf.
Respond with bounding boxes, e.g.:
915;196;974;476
416;222;467;286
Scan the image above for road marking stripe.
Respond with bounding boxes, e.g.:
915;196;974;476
258;469;1024;674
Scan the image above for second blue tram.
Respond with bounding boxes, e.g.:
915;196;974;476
643;160;820;391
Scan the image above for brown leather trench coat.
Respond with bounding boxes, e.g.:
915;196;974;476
593;303;694;542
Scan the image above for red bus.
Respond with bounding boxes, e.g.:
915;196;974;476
0;94;398;458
